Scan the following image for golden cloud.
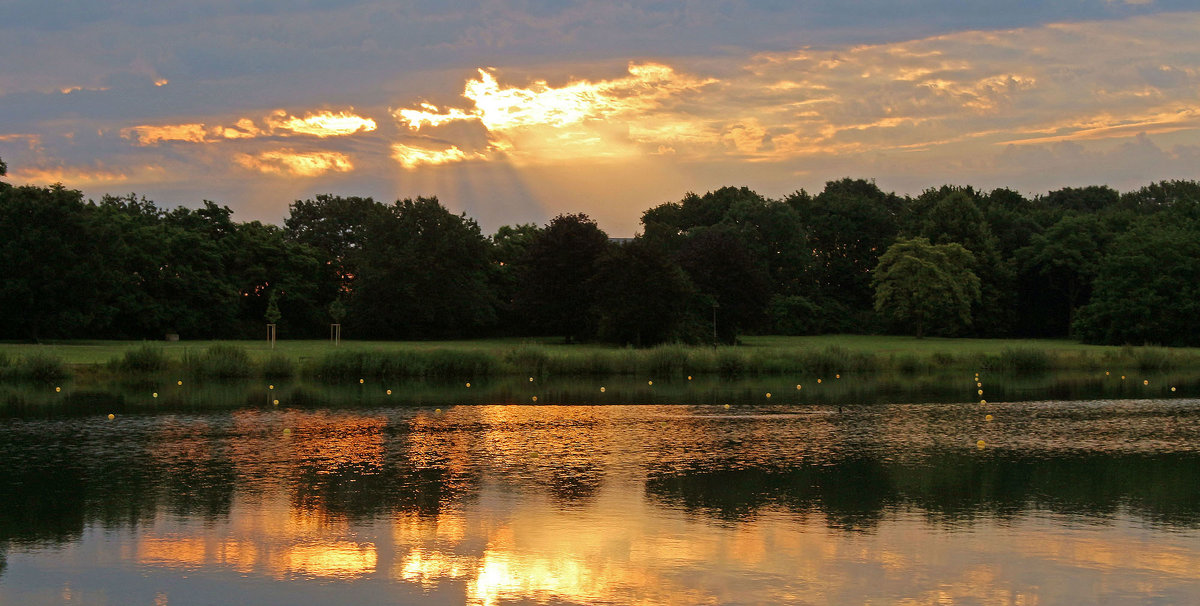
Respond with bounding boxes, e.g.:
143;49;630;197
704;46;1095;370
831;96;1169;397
9;166;131;186
391;142;478;169
234;149;354;176
122;109;376;145
386;13;1200;167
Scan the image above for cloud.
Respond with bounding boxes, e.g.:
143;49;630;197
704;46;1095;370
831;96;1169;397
121;110;377;145
234;149;354;177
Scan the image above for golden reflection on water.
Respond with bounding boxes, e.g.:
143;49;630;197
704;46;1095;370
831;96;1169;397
77;404;1200;603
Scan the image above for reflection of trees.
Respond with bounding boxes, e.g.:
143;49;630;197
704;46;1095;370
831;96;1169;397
646;453;1200;530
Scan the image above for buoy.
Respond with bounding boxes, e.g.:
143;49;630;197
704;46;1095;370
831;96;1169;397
648;380;653;386
531;396;537;402
977;382;982;388
465;382;471;388
386;389;392;395
152;392;158;398
980;399;987;405
435;408;442;413
283;428;291;435
723;404;730;409
796;385;802;390
359;378;364;384
1105;371;1110;376
765;392;772;398
107;413;115;420
835;374;840;379
1171;387;1177;392
177;380;183;386
817;379;822;384
1143;379;1149;386
985;414;994;422
977;389;983;395
600;387;606;393
269;384;274;390
1121;375;1126;380
529;377;534;382
55;386;61;393
272;399;279;405
976;439;986;449
687;375;692;380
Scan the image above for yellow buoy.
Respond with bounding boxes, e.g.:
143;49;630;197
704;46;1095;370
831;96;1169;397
648;380;653;386
817;379;822;384
1143;379;1149;386
687;375;693;380
435;408;442;413
386;389;392;395
985;414;994;422
723;404;730;409
765;392;772;398
1171;387;1177;392
107;413;115;420
269;384;274;390
272;399;279;405
600;387;606;393
980;399;987;405
1121;375;1126;380
466;382;471;388
55;386;61;393
531;396;538;402
1105;371;1110;376
283;428;291;435
152;392;158;398
796;384;802;390
529;377;534;382
177;380;183;386
359;378;365;384
977;382;982;388
836;374;841;379
977;389;984;395
976;439;986;449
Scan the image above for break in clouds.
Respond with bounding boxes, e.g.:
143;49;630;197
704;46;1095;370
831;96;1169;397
1;9;1199;233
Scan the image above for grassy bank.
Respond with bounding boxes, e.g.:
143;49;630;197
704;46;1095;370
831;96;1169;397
3;336;1200;383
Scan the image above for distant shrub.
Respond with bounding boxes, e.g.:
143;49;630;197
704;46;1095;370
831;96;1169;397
998;348;1050;374
262;355;295;378
18;353;69;382
193;344;253;379
116;344;169;373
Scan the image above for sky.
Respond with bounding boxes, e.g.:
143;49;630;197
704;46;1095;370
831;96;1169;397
2;1;1199;236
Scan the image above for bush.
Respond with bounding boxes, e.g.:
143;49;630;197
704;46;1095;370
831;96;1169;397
116;344;169;373
262;355;295;378
18;353;69;382
192;344;254;379
998;348;1050;374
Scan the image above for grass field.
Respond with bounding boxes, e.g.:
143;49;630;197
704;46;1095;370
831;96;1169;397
0;334;1140;364
2;335;1198;381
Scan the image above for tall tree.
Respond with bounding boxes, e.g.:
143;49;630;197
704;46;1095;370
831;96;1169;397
514;213;611;342
676;225;771;344
350;197;496;339
593;238;698;346
873;238;980;339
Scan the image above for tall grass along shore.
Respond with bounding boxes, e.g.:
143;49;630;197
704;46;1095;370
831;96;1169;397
2;336;1198;383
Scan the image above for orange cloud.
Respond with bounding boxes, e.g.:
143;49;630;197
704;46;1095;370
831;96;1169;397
234;149;354;176
122;109;376;145
391;143;478;169
9;166;131;186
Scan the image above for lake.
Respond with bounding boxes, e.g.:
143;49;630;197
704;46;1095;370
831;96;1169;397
2;378;1200;604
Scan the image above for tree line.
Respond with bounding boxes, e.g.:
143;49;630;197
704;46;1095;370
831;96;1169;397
2;155;1199;346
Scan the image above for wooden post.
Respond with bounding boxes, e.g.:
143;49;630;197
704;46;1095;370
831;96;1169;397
267;323;277;349
330;323;341;347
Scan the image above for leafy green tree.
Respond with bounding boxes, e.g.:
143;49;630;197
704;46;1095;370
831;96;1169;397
1073;216;1200;346
514;213;610;342
873;237;980;339
593;238;698;346
350;197;496;339
0;184;109;340
787;178;903;330
675;225;771;344
0;155;7;177
1016;213;1111;335
917;191;1014;336
1040;185;1120;213
489;223;541;331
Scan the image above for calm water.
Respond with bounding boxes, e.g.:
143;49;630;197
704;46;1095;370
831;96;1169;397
2;396;1200;605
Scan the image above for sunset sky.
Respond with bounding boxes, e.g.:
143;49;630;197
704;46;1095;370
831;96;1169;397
3;1;1199;235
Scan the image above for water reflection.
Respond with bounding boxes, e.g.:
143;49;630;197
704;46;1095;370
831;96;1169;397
1;402;1199;604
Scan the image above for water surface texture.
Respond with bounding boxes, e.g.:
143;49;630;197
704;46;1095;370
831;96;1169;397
2;400;1199;605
